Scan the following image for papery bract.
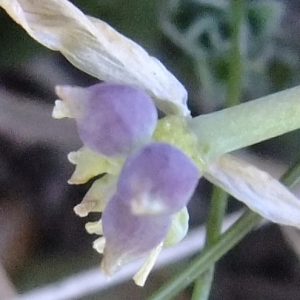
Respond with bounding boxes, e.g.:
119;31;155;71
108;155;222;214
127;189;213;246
55;83;158;156
205;154;300;229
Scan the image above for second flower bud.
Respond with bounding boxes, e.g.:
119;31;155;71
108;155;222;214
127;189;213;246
55;83;158;156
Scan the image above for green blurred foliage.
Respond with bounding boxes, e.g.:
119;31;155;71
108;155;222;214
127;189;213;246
0;11;47;67
73;0;162;52
161;0;300;111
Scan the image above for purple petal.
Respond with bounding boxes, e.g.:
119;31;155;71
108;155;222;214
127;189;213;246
117;142;200;215
101;194;171;274
65;83;158;156
78;83;158;155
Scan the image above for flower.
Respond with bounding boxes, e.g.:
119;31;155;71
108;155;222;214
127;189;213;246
101;142;199;276
54;81;200;285
3;0;300;286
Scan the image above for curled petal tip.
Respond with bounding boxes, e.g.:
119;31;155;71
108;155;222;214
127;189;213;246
52;99;72;119
67;151;78;164
93;237;106;254
85;220;103;235
74;201;97;217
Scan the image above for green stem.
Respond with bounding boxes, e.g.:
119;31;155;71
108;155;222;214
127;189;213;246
191;2;245;298
205;188;229;246
147;155;300;300
280;156;300;188
148;210;262;300
226;0;244;107
189;86;300;163
191;188;228;300
191;267;215;300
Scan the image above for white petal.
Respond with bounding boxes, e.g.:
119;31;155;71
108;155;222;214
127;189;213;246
67;146;122;184
74;200;98;218
54;85;88;119
83;176;118;204
163;207;189;247
93;237;106;254
0;0;189;116
85;220;103;235
74;174;118;217
133;242;163;287
52;100;72;119
204;154;300;228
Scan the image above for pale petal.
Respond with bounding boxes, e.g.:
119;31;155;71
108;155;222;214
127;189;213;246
74;174;118;217
52;100;72;119
93;237;106;254
67;146;122;184
163;207;189;247
0;0;189;116
85;220;103;235
82;175;118;205
133;242;163;287
204;154;300;228
73;200;98;218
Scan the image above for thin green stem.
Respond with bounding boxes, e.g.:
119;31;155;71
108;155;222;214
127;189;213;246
189;86;300;163
280;157;300;188
148;210;261;300
147;155;300;300
191;1;245;298
206;188;229;246
226;0;244;107
191;188;228;300
191;267;215;300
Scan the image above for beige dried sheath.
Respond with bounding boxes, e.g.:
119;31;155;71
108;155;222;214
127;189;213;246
205;155;300;228
0;0;188;116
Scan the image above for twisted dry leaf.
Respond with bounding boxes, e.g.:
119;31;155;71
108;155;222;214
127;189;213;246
0;0;188;116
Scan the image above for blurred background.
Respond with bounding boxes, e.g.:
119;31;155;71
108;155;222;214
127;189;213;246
1;0;300;299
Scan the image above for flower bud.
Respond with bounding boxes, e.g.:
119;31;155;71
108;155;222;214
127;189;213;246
55;83;158;156
117;142;200;215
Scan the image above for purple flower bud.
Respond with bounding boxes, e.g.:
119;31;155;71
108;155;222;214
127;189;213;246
101;194;171;275
117;142;200;215
57;83;158;156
